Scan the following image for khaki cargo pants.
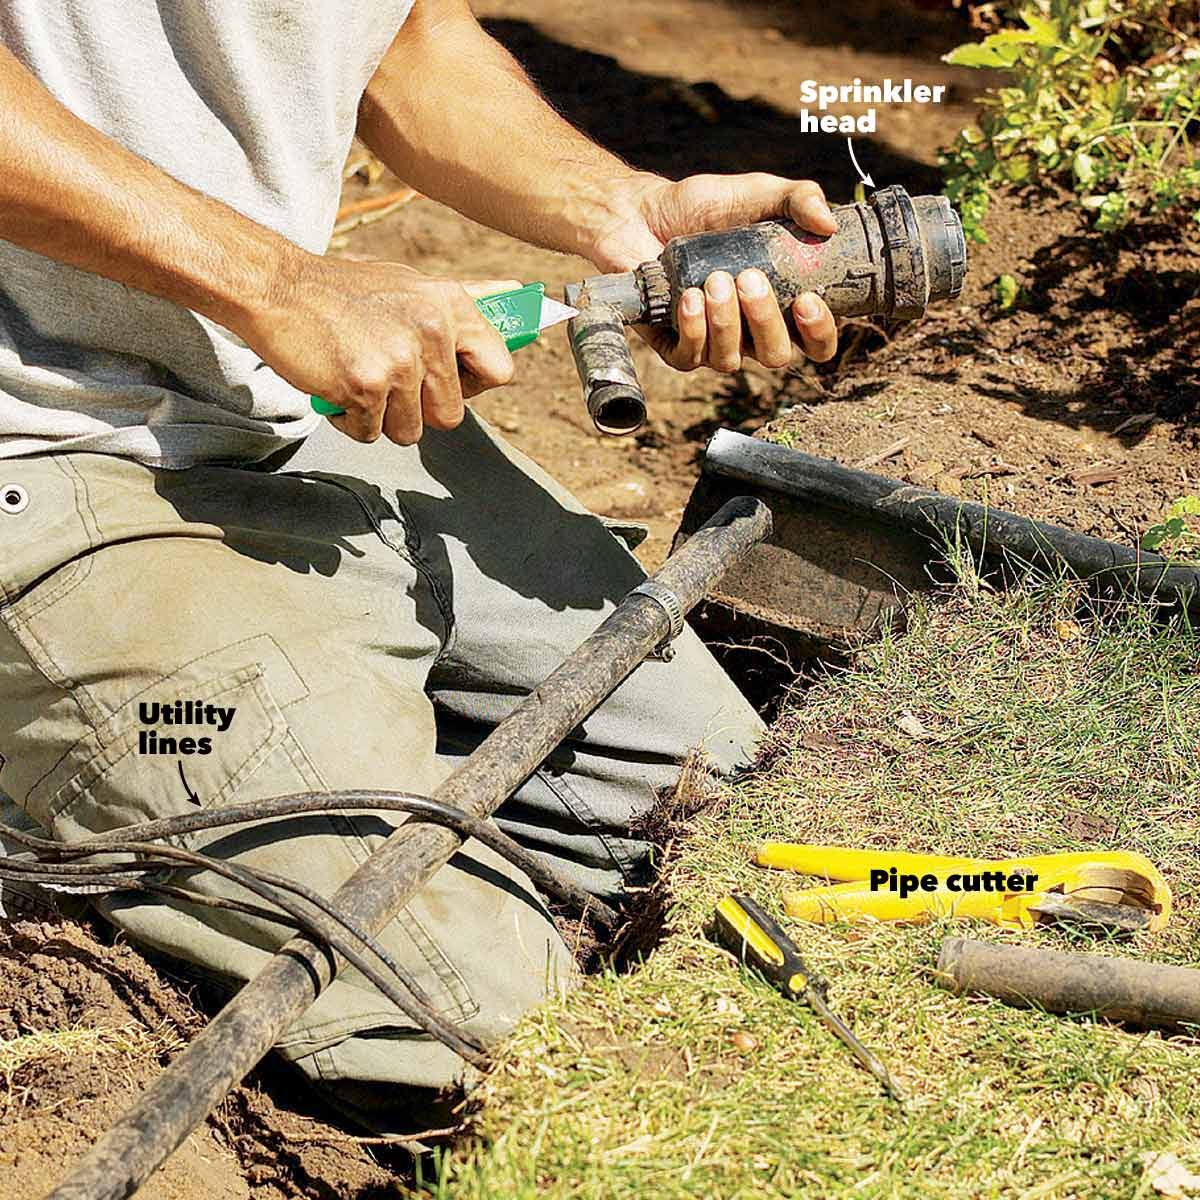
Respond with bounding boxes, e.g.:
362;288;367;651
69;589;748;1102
0;413;762;1120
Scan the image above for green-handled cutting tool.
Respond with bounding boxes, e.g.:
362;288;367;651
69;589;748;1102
310;282;577;417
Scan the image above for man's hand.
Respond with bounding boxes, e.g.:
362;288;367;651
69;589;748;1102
587;172;840;372
0;41;521;451
360;13;838;378
245;256;517;445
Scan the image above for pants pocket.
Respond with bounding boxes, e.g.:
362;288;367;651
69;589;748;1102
0;456;98;615
32;664;284;839
30;659;477;1034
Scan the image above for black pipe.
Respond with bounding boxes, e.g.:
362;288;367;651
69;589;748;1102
704;429;1200;610
49;495;772;1200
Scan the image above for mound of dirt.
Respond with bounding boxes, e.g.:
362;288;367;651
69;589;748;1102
765;190;1200;542
0;919;407;1199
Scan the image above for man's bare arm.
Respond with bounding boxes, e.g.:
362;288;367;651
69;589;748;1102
0;44;512;444
358;1;840;369
0;44;288;336
357;1;637;265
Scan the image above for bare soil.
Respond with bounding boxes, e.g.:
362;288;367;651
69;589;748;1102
0;919;409;1199
764;192;1200;541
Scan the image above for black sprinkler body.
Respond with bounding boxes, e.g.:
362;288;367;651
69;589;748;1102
564;185;967;435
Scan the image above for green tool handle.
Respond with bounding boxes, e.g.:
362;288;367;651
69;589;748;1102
311;284;543;418
310;394;352;417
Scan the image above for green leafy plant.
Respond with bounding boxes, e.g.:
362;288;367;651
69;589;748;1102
941;0;1199;240
994;272;1021;307
1142;495;1200;559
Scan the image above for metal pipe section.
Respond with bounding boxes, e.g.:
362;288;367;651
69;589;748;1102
937;938;1200;1032
704;429;1200;610
560;291;647;436
49;495;772;1200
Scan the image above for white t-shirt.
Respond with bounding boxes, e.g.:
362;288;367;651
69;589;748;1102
0;0;413;466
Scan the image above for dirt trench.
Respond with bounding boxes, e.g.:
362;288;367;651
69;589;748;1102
0;915;418;1199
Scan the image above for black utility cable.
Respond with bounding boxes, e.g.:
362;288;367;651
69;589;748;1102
9;790;620;929
3;829;440;1010
0;848;487;1064
1;849;438;1011
122;790;622;929
0;863;317;940
2;789;620;1065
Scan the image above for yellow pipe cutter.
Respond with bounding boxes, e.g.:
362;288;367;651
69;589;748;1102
756;845;1171;933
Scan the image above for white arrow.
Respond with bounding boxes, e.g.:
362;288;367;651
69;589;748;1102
847;138;875;189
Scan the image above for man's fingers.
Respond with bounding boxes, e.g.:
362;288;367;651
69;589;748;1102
420;354;466;431
634;286;707;369
675;173;836;234
328;378;386;443
382;378;424;445
457;322;514;392
376;340;423;445
736;269;792;368
455;289;515;391
460;368;488;400
792;291;838;362
329;406;383;443
704;271;743;372
673;287;707;369
786;181;837;236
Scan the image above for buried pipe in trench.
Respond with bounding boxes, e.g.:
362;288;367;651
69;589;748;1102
49;495;772;1200
703;429;1200;611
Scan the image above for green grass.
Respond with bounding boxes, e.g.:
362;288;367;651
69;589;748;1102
0;1022;183;1076
433;580;1200;1199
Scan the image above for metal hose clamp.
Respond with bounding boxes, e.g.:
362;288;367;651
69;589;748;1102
630;579;685;659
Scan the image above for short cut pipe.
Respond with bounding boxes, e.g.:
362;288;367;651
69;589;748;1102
563;294;647;435
937;938;1200;1032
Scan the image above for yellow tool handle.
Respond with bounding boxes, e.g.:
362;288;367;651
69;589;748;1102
768;847;1171;931
710;894;904;1102
779;881;1038;928
712;894;812;997
758;843;1046;878
756;843;976;878
758;844;1165;878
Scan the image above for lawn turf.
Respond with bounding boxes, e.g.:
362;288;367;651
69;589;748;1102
437;581;1200;1200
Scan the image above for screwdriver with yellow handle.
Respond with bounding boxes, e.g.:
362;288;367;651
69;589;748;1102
712;893;904;1103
